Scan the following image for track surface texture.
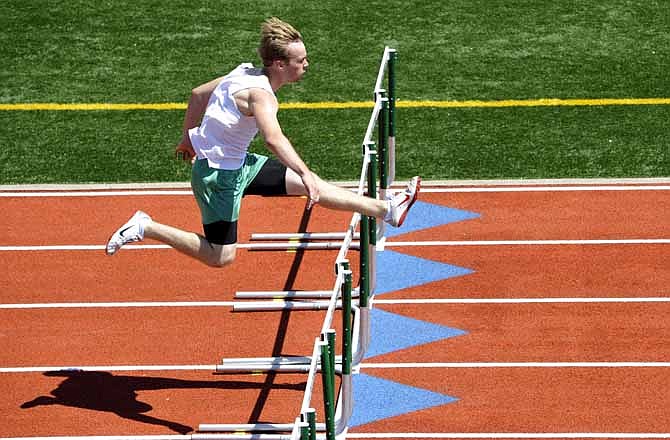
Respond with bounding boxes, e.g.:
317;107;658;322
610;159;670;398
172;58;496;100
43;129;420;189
2;180;670;439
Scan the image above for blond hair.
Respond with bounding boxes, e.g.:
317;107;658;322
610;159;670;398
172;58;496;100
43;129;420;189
258;17;303;67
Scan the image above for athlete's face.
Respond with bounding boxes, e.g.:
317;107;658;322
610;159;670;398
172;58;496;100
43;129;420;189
283;41;309;82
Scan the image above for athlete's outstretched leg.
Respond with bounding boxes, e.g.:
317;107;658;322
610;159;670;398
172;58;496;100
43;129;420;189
284;169;420;227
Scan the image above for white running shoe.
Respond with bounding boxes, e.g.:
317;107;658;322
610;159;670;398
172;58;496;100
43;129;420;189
386;176;421;227
105;210;152;255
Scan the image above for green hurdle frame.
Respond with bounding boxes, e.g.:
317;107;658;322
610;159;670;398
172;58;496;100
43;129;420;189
196;46;397;440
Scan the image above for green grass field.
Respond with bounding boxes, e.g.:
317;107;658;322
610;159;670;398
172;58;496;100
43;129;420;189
1;0;669;184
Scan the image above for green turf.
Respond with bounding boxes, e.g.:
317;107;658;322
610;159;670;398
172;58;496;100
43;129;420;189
1;0;669;183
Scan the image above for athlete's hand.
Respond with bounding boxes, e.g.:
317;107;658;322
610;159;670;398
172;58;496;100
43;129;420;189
302;172;320;210
175;142;195;164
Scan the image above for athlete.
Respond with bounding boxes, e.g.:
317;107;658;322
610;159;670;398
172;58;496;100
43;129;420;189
106;17;420;267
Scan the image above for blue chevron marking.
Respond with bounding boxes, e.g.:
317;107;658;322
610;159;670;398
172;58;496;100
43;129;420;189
386;200;479;238
365;308;467;359
375;250;473;295
349;373;458;427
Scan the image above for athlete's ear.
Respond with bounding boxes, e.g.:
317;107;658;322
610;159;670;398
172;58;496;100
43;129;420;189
273;57;287;69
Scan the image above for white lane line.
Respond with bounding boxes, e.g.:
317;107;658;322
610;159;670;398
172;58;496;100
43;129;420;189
2;238;669;252
1;184;670;197
0;190;193;197
0;436;189;440
373;297;670;304
0;365;218;373
346;434;670;439
3;362;669;374
4;297;670;310
0;244;169;251
360;362;670;369
386;239;670;247
5;434;670;440
425;185;670;193
0;301;236;309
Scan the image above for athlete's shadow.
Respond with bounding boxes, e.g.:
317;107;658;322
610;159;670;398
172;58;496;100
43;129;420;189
21;370;305;434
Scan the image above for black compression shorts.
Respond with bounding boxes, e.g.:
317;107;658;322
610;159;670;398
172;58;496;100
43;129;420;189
203;158;288;245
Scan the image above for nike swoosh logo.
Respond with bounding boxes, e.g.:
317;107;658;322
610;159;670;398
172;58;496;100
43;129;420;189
118;225;134;238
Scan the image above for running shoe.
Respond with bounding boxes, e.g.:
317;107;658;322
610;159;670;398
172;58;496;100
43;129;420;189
387;176;421;227
105;210;152;255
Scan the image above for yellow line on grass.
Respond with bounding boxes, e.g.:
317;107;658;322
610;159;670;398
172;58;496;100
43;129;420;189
0;102;187;111
398;97;670;108
1;97;670;111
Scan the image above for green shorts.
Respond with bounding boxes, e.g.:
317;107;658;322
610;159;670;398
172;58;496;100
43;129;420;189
191;153;269;224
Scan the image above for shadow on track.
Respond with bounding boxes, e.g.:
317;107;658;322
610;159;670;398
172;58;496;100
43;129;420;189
21;370;305;434
246;202;313;424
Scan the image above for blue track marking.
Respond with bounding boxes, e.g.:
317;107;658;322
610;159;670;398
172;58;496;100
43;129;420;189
385;200;479;238
375;250;473;295
347;199;478;428
349;373;458;427
365;308;467;359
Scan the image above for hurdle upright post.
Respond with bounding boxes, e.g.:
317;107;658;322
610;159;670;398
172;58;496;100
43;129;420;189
319;339;336;440
376;94;389;243
367;146;379;291
388;49;397;140
302;408;317;440
387;48;397;185
298;421;310;440
342;269;353;376
378;95;389;192
325;330;336;393
359;213;370;309
367;148;378;247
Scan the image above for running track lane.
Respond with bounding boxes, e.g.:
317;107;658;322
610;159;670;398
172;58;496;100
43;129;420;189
1;182;670;438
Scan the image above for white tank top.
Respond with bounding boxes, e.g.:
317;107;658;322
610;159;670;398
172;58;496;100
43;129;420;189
189;63;275;170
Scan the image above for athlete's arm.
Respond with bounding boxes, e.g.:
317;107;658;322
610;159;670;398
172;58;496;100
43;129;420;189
250;88;320;207
176;76;226;160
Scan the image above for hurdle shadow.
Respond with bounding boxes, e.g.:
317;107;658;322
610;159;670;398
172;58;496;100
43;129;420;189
21;370;305;434
246;201;313;424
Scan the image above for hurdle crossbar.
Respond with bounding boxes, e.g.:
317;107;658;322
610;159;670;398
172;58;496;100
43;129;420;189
216;304;362;373
245;241;356;251
250;232;359;241
235;288;359;300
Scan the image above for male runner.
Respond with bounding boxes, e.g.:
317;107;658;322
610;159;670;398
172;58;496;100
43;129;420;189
106;17;420;267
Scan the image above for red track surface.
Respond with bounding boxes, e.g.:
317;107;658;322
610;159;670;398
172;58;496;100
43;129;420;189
2;182;670;438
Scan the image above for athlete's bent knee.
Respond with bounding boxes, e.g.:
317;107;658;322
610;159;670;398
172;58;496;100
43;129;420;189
207;254;234;268
207;244;237;268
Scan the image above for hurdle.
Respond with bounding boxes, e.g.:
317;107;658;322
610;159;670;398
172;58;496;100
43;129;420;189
244;46;397;255
194;47;397;440
197;262;357;440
